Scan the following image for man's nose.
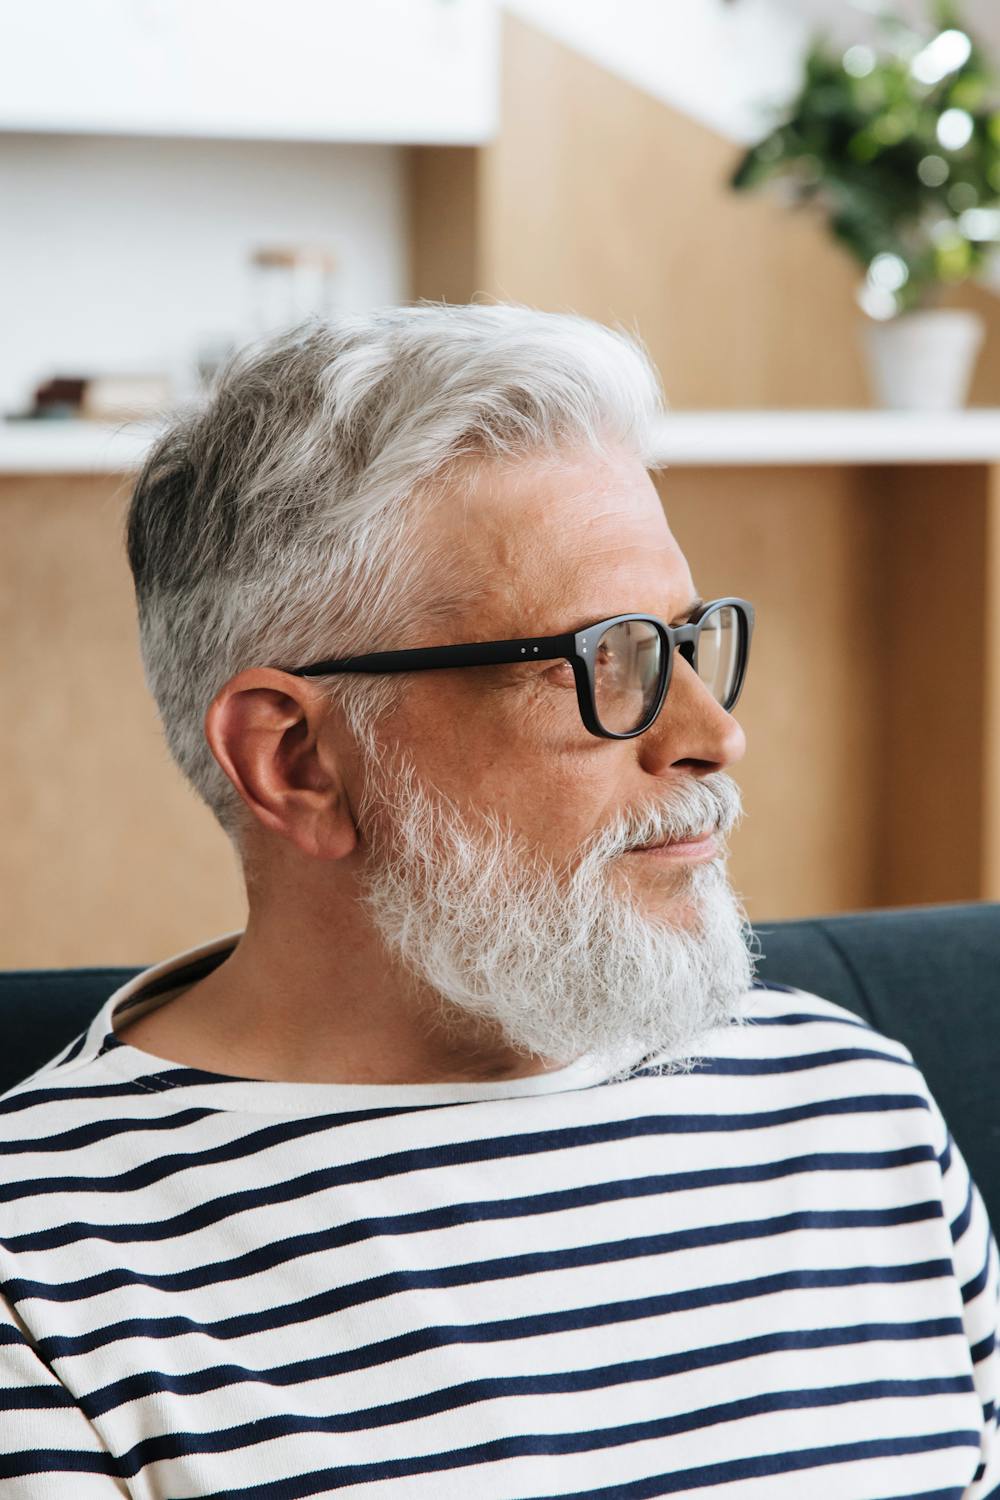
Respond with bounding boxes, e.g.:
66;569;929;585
636;650;747;775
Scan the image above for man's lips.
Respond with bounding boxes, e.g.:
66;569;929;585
626;830;719;859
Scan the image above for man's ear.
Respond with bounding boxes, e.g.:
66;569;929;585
204;668;358;860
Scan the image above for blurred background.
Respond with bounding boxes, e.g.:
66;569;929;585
3;0;1000;965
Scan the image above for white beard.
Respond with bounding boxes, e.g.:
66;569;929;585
355;743;758;1081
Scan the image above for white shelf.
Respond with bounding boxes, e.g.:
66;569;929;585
4;408;1000;475
0;421;162;474
649;408;1000;466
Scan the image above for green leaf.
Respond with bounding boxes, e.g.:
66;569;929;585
726;0;1000;294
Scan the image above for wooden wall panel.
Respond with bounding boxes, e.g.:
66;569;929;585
479;13;868;408
986;465;1000;900
654;464;883;922
0;476;246;968
866;464;991;908
407;145;479;307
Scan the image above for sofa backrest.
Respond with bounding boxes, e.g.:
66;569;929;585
2;902;998;1224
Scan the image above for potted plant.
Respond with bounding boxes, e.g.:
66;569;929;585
729;0;1000;409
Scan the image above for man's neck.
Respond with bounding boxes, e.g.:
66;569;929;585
114;921;565;1086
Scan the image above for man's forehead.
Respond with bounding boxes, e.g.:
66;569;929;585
433;447;692;631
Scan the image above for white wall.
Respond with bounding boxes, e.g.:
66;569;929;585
0;0;498;144
0;134;407;416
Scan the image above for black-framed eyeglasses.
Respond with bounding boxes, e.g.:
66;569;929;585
284;596;754;740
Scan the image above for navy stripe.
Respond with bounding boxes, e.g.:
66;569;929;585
0;1107;219;1155
4;1144;937;1302
34;1205;947;1360
36;1029;89;1074
0;1449;124;1481
746;1011;874;1032
972;1330;996;1366
115;1373;976;1474
962;1245;992;1304
950;1176;975;1244
0;1384;78;1411
79;1260;955;1418
682;1045;915;1077
0;1103;428;1162
58;1031;89;1067
520;1432;982;1500
0;1079;175;1116
0;1092;935;1247
190;1426;982;1500
848;1493;965;1500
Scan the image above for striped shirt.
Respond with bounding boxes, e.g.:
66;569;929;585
1;931;998;1499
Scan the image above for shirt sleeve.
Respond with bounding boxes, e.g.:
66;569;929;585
0;1283;129;1497
924;1088;1000;1500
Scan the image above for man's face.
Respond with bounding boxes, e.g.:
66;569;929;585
365;444;747;894
350;444;756;1071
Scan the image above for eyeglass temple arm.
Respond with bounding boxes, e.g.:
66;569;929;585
287;632;579;677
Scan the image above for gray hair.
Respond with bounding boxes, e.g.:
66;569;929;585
125;302;665;840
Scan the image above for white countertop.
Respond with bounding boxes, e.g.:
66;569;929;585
648;408;1000;466
3;408;1000;473
0;420;163;474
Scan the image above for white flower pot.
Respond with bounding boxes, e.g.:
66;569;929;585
860;308;985;410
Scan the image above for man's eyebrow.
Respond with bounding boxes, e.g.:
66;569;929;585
670;595;703;625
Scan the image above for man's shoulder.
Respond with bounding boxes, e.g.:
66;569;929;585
0;1036;154;1141
742;979;912;1055
0;1036;196;1260
637;979;942;1147
705;978;923;1081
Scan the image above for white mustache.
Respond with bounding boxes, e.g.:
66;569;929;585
583;772;744;865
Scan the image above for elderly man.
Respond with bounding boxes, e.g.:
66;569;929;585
1;305;996;1497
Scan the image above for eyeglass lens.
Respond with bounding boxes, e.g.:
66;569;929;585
592;619;661;734
694;605;742;711
592;606;742;734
